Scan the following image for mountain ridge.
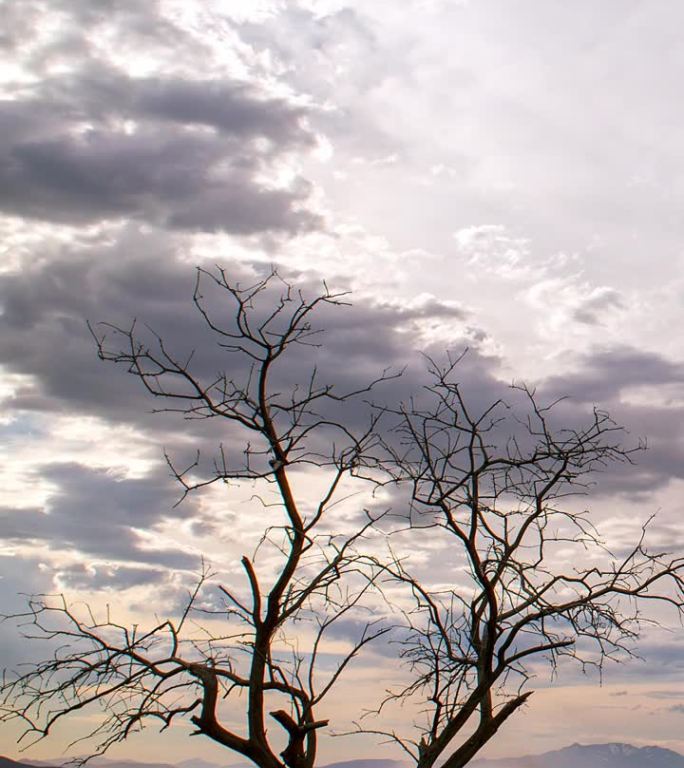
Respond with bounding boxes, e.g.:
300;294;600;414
472;742;684;768
0;759;408;768
4;743;684;768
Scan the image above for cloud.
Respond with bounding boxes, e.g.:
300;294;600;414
56;562;168;591
453;224;532;279
626;641;684;681
236;5;406;159
571;286;624;325
0;99;319;235
0;462;200;570
0;238;511;583
0;234;197;422
4;231;681;503
0;234;482;425
0;1;322;235
646;689;684;700
524;275;626;332
535;346;684;494
2;228;682;584
542;347;684;405
51;64;315;146
0;556;58;669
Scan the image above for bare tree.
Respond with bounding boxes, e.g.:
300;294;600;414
0;269;394;768
2;273;684;768
355;355;684;768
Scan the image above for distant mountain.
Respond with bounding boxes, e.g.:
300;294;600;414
88;760;177;768
473;742;684;768
177;760;228;768
1;760;180;768
6;762;55;768
9;744;684;768
0;758;48;768
0;758;408;768
16;761;177;768
324;762;406;768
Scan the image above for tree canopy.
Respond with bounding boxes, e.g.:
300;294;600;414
2;269;683;768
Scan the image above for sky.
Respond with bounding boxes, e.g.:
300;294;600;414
2;0;684;764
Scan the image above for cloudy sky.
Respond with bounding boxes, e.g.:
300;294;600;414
3;0;684;764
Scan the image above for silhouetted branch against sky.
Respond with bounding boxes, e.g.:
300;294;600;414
2;272;398;768
3;270;684;768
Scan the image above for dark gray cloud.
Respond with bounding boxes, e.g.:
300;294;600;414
542;347;684;405
0;462;199;571
56;562;168;591
40;62;316;147
0;235;191;422
0;236;497;509
0;0;320;235
0;100;319;234
0;235;475;424
3;236;682;502
512;636;684;690
5;229;684;513
572;287;624;325
612;641;684;682
537;347;684;495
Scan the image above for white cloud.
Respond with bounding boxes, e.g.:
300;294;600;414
453;224;531;279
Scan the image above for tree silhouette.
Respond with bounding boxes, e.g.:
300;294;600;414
2;269;683;768
356;358;683;768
